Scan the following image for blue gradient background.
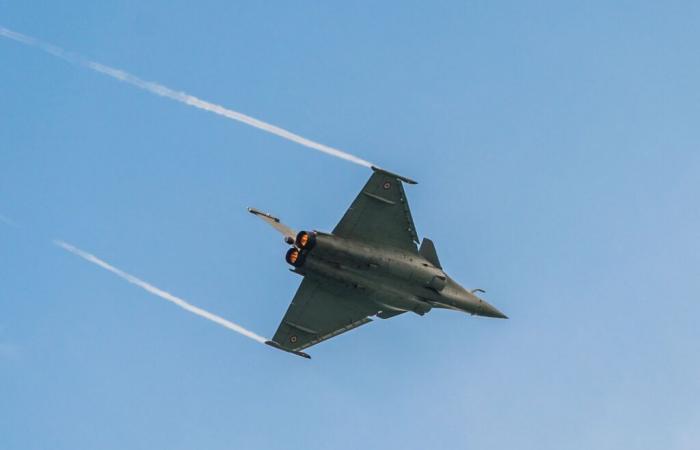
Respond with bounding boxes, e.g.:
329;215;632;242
1;2;699;449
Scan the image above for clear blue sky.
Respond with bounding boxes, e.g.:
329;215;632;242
2;2;699;449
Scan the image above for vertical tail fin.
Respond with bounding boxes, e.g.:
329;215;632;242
248;207;297;244
419;238;442;269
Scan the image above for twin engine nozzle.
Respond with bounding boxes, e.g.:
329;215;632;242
285;231;317;267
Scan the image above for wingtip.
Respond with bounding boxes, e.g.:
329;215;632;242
265;340;311;359
370;166;418;184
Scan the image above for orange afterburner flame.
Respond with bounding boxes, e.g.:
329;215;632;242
286;247;303;267
298;233;309;247
295;231;316;250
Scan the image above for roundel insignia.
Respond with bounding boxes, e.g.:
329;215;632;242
290;335;298;343
382;181;391;190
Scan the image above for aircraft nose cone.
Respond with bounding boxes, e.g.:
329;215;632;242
479;301;508;319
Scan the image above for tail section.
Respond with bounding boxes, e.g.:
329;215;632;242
248;207;297;244
419;238;442;269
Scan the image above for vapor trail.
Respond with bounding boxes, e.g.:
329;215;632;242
0;26;374;168
54;239;268;344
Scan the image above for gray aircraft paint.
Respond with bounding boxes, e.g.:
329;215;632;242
251;167;506;359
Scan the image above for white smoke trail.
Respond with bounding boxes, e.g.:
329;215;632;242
0;26;374;168
54;239;268;344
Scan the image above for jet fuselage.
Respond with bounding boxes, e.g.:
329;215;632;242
290;232;507;319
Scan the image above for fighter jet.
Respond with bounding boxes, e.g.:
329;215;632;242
250;166;507;359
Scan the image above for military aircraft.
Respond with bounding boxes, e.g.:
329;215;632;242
250;166;507;359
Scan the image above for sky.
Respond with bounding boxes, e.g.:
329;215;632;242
1;1;699;449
